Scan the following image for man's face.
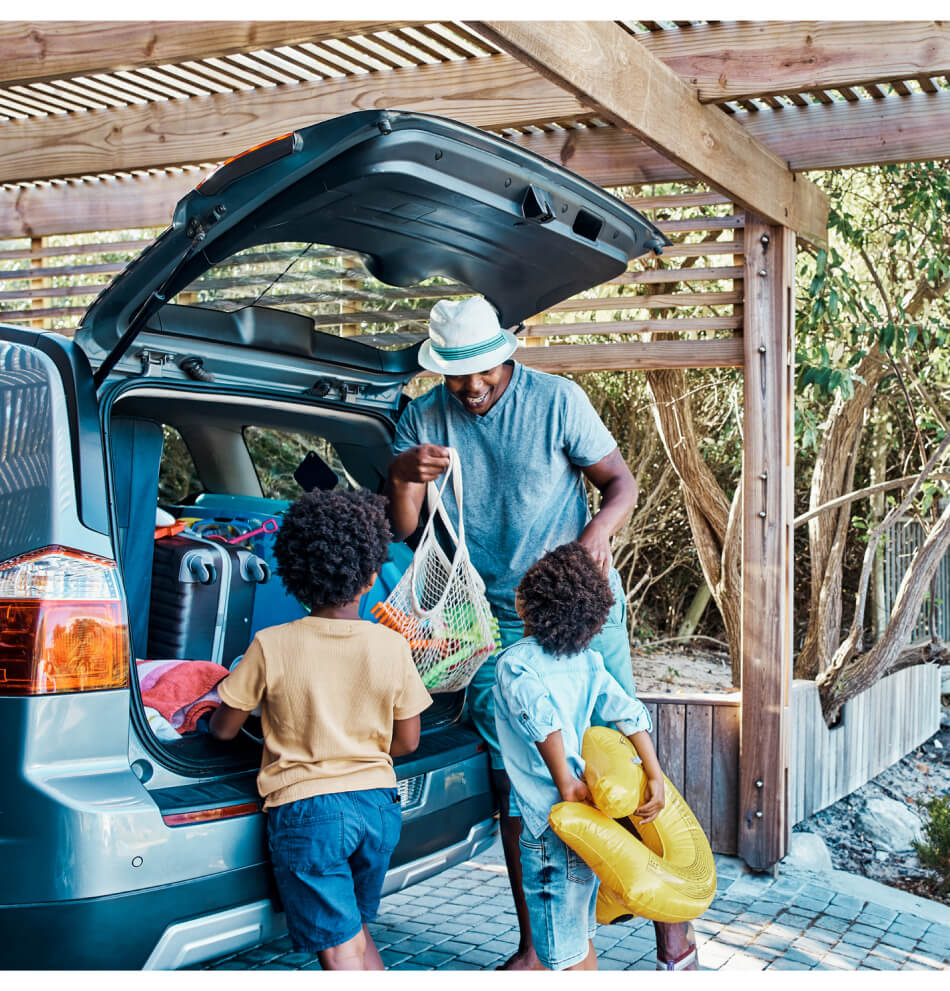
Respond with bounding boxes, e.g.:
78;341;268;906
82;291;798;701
443;364;512;415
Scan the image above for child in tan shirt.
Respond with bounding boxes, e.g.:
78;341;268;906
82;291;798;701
211;489;431;970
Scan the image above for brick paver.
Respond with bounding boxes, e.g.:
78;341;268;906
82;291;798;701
199;834;950;971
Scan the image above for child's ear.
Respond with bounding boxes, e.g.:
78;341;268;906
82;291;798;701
361;571;379;595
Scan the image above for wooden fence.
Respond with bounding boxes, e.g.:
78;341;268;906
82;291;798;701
882;517;950;641
640;691;741;856
787;663;941;825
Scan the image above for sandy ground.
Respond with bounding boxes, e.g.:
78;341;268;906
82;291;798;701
629;643;736;695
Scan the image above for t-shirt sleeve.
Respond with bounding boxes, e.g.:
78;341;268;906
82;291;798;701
217;636;266;712
561;379;618;467
392;402;422;457
393;639;433;719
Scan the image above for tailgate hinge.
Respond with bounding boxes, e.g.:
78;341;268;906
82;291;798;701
138;348;176;376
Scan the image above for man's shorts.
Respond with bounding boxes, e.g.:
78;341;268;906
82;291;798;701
466;567;636;771
267;787;402;952
519;825;598;969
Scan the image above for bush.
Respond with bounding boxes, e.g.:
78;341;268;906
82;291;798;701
914;794;950;896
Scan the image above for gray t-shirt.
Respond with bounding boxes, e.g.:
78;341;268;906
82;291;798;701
392;361;617;621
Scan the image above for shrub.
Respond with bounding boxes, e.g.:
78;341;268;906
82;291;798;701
914;794;950;896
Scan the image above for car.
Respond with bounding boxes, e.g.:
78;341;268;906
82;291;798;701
0;109;667;969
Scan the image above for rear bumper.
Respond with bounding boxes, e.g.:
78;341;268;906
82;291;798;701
145;815;498;970
0;816;498;970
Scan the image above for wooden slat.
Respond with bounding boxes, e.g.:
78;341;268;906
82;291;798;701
0;238;154;262
711;704;740;854
0;283;108;301
684;705;714;837
0;260;126;280
515;318;741;339
547;293;742;312
738;216;795;869
654;241;742;258
0;55;587;184
634;21;950;103
627;192;731;210
0;21;425;88
473;21;829;247
655;215;745;234
657;703;686;794
0;304;86;320
512;338;744;373
614;266;744;285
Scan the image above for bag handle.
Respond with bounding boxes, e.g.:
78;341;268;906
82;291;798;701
408;448;468;618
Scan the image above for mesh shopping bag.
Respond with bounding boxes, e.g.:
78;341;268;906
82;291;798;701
372;448;500;691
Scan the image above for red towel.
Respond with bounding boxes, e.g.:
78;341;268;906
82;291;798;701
143;661;228;731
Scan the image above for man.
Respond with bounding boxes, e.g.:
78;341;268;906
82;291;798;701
385;296;696;970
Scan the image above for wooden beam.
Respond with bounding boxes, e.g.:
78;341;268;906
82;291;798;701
0;55;585;185
634;20;950;103
0;170;209;238
505;89;950;180
0;21;424;88
739;216;795;870
471;21;828;247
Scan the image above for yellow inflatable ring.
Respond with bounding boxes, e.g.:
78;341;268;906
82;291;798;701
547;726;716;924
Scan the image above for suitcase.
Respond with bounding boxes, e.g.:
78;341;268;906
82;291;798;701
147;531;270;666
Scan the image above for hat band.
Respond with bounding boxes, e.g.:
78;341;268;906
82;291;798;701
430;331;508;362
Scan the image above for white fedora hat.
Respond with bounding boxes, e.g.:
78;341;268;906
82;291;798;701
418;296;519;376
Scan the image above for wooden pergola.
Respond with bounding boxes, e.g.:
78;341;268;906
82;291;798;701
2;19;948;871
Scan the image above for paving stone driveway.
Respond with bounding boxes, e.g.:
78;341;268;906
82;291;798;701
201;835;950;971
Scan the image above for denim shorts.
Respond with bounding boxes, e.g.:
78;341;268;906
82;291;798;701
267;787;402;953
519;826;598;970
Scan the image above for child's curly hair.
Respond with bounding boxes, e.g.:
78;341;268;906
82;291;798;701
273;489;391;610
517;542;613;655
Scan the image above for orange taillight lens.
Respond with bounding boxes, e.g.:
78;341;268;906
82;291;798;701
0;547;129;696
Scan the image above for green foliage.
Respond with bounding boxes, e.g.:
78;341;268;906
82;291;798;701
914;794;950;896
795;163;950;420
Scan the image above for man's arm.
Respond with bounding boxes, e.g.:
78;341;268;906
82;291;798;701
384;444;452;540
536;730;591;804
579;447;638;575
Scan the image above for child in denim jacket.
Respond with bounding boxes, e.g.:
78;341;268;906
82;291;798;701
211;489;431;970
493;542;666;971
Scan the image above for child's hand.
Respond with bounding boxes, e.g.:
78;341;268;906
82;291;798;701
634;775;666;824
558;776;592;805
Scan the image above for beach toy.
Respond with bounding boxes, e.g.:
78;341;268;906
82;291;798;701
548;726;716;924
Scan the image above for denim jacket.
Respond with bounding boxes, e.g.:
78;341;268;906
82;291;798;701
492;636;652;838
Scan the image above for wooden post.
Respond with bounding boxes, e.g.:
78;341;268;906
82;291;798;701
739;215;795;870
29;236;50;330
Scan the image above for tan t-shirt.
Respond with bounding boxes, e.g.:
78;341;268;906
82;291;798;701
217;616;431;809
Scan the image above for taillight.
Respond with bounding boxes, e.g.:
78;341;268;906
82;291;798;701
0;546;129;696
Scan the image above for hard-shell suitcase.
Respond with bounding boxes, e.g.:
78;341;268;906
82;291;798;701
147;531;270;666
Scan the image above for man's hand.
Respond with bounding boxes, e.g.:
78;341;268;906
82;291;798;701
634;775;666;824
558;776;593;805
389;444;452;484
578;518;612;576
